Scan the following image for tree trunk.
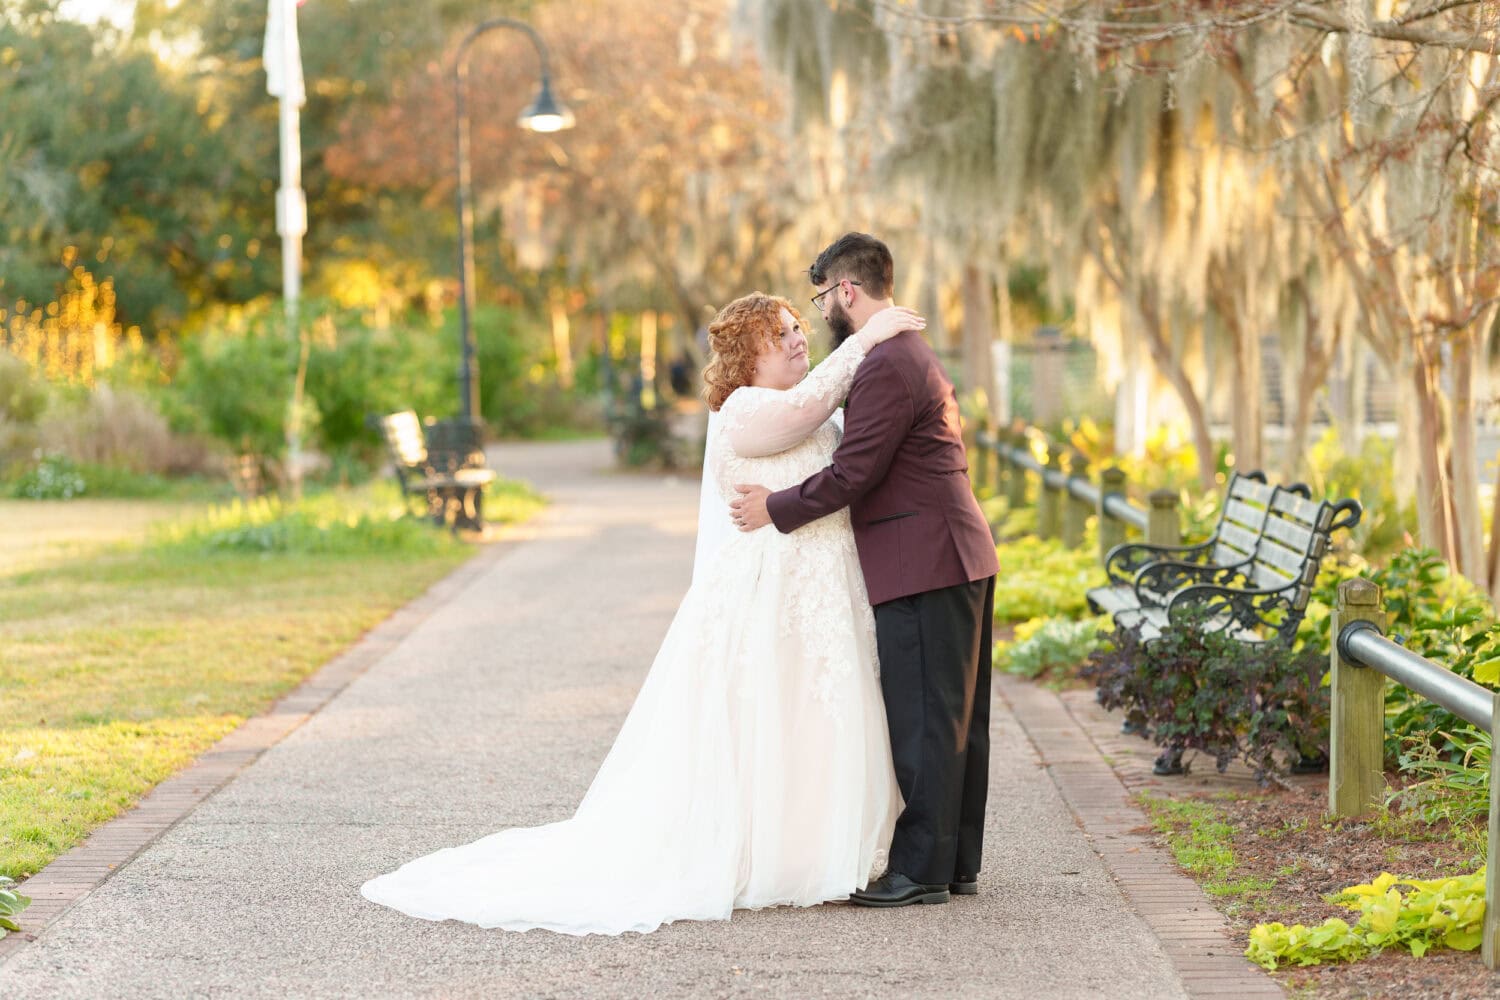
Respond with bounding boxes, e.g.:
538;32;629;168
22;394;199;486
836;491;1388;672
1088;228;1216;488
1139;289;1217;490
1285;280;1339;479
551;298;574;390
1449;330;1484;584
992;258;1013;429
1411;336;1457;565
961;264;995;409
1208;259;1263;475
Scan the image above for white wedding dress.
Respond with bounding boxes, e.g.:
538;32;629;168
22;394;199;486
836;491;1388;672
361;335;900;935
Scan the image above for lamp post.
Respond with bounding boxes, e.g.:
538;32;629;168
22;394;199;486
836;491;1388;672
453;18;574;433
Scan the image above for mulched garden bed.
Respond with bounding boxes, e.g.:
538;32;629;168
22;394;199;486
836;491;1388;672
1153;783;1496;999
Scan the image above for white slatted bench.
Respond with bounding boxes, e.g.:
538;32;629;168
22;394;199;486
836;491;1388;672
1112;490;1362;647
1087;472;1305;618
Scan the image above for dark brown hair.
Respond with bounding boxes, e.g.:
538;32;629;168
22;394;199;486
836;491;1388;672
808;232;894;299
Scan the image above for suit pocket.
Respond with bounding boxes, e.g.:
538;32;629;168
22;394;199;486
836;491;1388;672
867;511;918;525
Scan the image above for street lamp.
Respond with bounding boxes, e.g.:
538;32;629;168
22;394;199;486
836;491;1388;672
453;18;574;433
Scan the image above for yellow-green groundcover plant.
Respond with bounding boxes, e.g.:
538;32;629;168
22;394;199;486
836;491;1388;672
1247;870;1486;969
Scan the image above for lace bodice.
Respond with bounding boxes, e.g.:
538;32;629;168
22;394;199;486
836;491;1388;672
699;334;878;717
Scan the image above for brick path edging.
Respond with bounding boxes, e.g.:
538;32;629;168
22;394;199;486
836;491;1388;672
996;674;1286;999
0;538;516;968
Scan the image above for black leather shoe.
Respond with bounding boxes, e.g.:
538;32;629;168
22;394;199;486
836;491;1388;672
949;874;979;895
851;873;950;907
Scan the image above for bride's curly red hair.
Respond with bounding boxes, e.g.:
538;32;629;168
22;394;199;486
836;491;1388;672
702;292;803;411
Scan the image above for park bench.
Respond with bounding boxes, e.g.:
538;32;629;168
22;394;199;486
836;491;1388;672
1086;472;1310;617
1108;488;1362;646
373;410;495;532
1100;488;1360;774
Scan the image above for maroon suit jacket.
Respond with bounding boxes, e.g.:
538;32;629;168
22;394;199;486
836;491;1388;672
766;331;999;606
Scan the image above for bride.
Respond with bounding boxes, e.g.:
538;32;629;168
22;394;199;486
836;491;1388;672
361;292;924;935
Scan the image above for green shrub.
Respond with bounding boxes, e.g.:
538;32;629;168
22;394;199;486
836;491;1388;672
38;383;215;475
0;352;50;425
605;400;682;469
466;305;603;439
996;614;1111;682
162;319;301;462
1082;611;1329;780
1391;726;1492;826
9;452;87;499
992;535;1107;623
1247;869;1486;969
0;876;30;939
0;353;50;468
1301;546;1500;761
1301;428;1413;561
165;302;599;473
303;318;449;464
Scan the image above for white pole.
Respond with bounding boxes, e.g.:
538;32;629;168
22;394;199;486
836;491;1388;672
268;0;308;497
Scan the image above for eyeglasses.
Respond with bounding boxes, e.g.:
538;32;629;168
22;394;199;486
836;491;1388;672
811;279;861;311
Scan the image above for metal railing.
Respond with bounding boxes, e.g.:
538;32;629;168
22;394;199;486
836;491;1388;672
1329;577;1500;968
972;421;1181;561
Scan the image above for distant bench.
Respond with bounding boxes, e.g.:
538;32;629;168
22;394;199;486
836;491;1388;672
373;410;495;533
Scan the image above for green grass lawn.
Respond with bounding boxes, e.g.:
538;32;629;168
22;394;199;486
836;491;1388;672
0;479;545;879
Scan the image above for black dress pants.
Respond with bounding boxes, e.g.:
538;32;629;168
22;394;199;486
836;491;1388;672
873;575;994;886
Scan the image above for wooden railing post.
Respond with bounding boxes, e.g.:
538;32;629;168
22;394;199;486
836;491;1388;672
1098;466;1127;565
1006;431;1028;510
1485;692;1500;969
973;419;991;495
1147;489;1181;547
1328;579;1388;820
1062;450;1089;549
1039;450;1063;539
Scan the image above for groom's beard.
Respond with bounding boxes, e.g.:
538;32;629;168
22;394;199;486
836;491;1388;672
827;300;858;345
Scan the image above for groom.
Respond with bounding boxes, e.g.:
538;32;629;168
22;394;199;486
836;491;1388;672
732;233;998;907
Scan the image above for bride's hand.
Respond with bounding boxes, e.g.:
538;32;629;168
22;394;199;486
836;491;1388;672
856;306;926;350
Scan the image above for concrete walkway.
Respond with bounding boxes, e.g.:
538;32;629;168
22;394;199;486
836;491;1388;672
2;440;1210;999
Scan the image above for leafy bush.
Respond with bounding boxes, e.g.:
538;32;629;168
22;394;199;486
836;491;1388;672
1246;869;1486;969
0;876;30;939
606;400;682;469
302;317;449;464
0;352;51;468
164;302;599;477
1082;611;1329;780
1301;547;1500;761
1065;418;1232;514
468;305;602;439
1301;428;1414;562
996;614;1111;682
0;351;50;425
162;319;302;463
992;535;1107;623
9;452;88;498
39;383;216;475
1391;726;1492;826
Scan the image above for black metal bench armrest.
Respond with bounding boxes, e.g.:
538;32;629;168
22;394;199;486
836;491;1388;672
1167;580;1301;643
1329;498;1363;533
1133;557;1252;606
1103;540;1213;586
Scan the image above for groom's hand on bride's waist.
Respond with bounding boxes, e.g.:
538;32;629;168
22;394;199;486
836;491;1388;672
731;484;772;532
